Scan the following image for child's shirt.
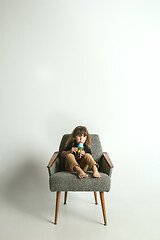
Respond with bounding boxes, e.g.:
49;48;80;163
63;140;92;159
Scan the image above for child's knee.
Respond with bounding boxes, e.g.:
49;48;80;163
85;153;91;157
65;154;75;166
84;154;99;168
66;153;75;160
85;153;93;160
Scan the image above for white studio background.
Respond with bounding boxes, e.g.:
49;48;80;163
0;0;160;239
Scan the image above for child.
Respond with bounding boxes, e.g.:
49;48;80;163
61;126;101;179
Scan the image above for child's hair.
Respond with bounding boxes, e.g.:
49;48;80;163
65;125;91;149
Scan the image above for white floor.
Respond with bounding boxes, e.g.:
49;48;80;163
0;164;159;240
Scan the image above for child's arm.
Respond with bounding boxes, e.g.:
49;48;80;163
61;147;78;158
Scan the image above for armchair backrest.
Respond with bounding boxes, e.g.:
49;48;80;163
58;134;103;171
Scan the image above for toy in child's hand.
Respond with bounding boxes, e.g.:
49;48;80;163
76;142;84;159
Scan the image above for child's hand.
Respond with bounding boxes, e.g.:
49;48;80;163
80;150;85;157
71;147;78;153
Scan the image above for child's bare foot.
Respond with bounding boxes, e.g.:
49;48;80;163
77;169;88;178
92;165;101;178
93;172;101;178
74;166;88;178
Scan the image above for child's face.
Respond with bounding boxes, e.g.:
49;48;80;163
75;133;87;145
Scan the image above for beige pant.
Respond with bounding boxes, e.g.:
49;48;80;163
65;153;99;172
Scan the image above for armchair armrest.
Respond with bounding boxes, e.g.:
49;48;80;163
47;151;60;176
99;152;114;177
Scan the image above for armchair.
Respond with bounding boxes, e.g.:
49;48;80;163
47;134;114;225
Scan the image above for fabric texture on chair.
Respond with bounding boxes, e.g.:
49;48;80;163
49;171;111;192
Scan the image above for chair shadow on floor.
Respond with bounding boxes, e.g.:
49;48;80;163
1;152;53;222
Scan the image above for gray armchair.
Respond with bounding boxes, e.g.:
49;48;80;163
47;134;114;225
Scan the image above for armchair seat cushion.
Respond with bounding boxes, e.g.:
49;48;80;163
49;171;111;192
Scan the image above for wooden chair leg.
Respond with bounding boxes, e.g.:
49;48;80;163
99;191;107;225
64;191;67;204
55;191;61;224
94;192;98;204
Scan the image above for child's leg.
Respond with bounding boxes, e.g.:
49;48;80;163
65;153;88;178
73;165;88;179
80;154;101;178
65;153;80;172
80;153;99;170
92;165;101;178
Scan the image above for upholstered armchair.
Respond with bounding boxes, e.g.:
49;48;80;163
47;134;114;225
